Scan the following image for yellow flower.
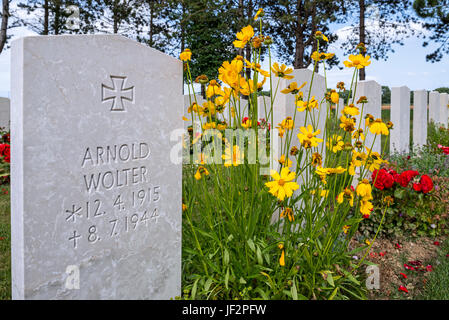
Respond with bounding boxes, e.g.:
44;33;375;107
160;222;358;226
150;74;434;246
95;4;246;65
242;117;253;129
279;245;285;266
343;225;350;234
194;166;209;180
271;62;294;79
278;154;293;168
180;49;192;61
330;91;339;104
233;25;254;48
219;58;244;88
339;115;356;133
245;60;270;77
280;117;294;130
206;80;223;98
369;119;389;136
296;96;318;112
182;203;188;211
365;239;371;246
223;145;243;167
320;189;329;198
356;179;373;201
360;200;373;218
365;147;387;172
343;104;360;116
265;167;299;201
328;166;346;174
327;135;344;153
315;31;329;42
281;81;306;94
344;54;371;69
298;125;323;148
312;152;322;167
337;188;354;207
352;128;365;141
254;8;264;20
280;207;294;222
311;51;335;61
315;166;331;184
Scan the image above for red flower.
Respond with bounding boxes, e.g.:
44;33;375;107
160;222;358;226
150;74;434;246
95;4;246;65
434;241;440;246
395;243;402;249
372;169;394;190
404;263;415;271
397;170;419;187
438;144;449;155
379;252;386;257
0;143;10;163
419;175;433;193
426;265;433;272
399;272;407;279
398;285;408;293
0;237;5;241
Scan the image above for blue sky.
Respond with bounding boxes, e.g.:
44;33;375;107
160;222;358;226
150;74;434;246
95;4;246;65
1;4;448;98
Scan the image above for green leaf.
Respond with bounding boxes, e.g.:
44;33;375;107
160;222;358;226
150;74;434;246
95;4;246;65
224;267;230;289
191;278;199;299
223;248;229;266
247;239;256;252
291;279;298;300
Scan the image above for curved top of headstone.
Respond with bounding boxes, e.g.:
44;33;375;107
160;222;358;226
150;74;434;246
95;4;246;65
13;34;180;65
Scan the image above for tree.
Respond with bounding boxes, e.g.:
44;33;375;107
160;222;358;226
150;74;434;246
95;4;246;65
413;0;449;62
339;0;416;80
0;0;9;54
261;0;343;70
16;0;101;35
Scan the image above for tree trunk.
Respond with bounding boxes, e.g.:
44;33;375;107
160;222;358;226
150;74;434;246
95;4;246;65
53;0;61;35
148;0;154;46
43;0;49;35
0;0;9;54
359;0;366;81
113;0;119;34
293;0;304;68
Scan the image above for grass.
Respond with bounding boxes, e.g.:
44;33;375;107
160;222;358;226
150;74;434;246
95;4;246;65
419;238;449;300
0;184;10;300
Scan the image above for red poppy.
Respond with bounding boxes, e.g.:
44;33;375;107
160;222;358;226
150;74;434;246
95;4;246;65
404;263;415;271
398;285;408;293
397;170;419;187
438;144;449;155
419;175;433;193
399;272;407;279
372;169;394;190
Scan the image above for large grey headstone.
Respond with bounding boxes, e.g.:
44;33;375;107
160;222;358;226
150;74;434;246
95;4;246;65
0;97;10;130
390;86;410;154
413;90;428;149
356;80;382;154
11;35;182;299
429;91;440;125
440;93;448;128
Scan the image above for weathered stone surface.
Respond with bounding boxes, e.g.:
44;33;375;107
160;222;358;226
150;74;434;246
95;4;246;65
413;90;428;149
0;97;9;130
356;80;382;154
11;35;182;299
390;86;410;154
429;91;441;125
440;93;449;128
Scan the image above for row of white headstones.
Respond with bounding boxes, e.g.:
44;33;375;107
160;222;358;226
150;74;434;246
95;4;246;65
185;68;449;157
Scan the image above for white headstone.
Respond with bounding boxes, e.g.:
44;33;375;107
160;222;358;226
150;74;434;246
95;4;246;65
0;97;10;131
11;35;182;299
429;91;440;125
390;86;410;154
440;93;448;128
356;80;382;154
413;90;428;149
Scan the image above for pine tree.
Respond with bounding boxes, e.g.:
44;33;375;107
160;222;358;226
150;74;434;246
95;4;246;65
413;0;449;62
338;0;415;80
